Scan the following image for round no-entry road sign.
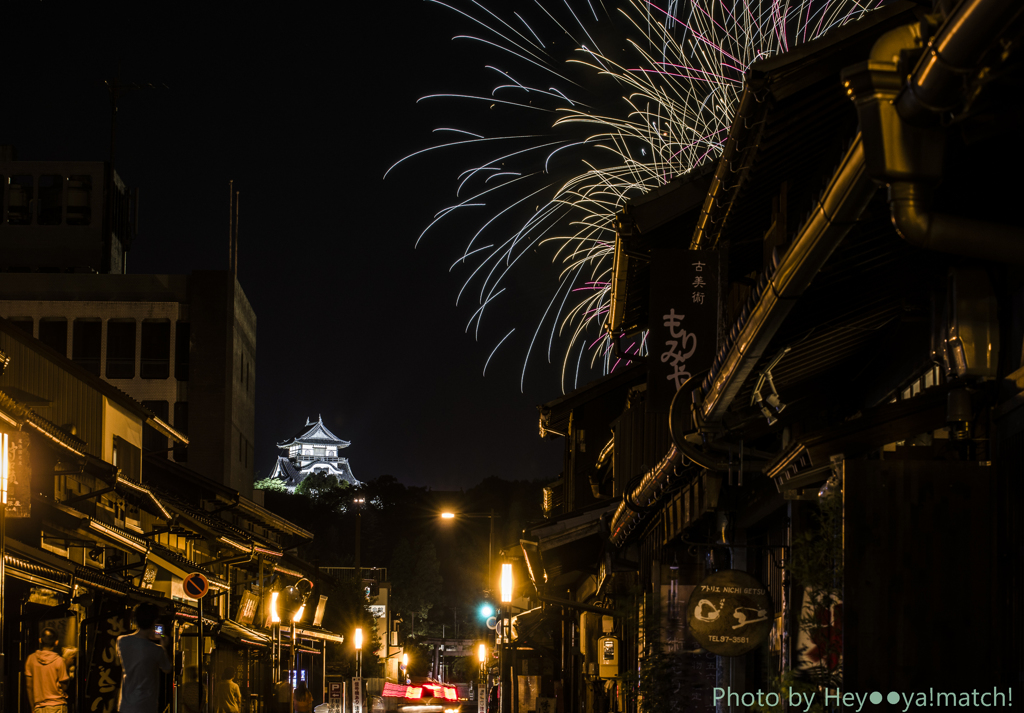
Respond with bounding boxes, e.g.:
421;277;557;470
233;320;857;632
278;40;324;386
182;572;210;599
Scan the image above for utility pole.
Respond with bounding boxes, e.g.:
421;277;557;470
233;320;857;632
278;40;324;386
353;497;365;575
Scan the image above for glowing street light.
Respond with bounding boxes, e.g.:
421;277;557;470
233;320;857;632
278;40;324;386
500;563;513;603
355;626;364;678
478;644;486;664
498;562;514;713
270;591;281;623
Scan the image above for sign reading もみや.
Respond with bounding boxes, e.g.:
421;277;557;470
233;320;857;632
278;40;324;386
647;250;719;415
686;569;773;656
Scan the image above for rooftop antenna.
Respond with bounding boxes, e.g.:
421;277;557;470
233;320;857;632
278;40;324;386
104;69;167;273
228;181;240;279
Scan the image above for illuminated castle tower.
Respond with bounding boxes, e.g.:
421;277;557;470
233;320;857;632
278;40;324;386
268;415;362;492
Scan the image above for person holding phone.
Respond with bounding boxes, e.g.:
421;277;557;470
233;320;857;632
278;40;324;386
116;603;172;712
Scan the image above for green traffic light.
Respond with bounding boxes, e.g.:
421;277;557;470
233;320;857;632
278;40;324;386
479;604;494;618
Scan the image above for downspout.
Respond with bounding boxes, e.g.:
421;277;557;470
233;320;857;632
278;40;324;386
844;0;1024;263
610;79;875;549
612;0;1015;548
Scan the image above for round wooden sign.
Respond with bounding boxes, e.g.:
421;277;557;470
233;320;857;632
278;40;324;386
686;569;773;656
182;572;210;599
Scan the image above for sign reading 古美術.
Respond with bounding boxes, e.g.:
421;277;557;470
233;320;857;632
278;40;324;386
647;250;719;415
686;569;773;656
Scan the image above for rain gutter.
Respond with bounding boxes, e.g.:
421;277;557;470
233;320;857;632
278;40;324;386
609;131;876;544
608;445;681;546
689;86;764;250
610;13;918;549
699;133;877;425
844;0;1024;263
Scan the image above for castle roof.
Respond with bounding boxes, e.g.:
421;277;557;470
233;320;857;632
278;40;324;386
277;415;350;448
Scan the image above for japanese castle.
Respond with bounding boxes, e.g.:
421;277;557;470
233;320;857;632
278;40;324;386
268;416;362;492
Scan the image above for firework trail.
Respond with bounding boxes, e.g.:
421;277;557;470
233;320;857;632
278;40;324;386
389;0;883;392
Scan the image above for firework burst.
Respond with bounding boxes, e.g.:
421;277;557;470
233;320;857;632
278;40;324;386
389;0;883;392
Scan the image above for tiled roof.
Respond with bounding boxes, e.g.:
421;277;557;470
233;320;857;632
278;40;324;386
269;456;300;485
157;491;283;557
0;389;88;457
277;415;350;448
148;542;230;589
75;564;165;602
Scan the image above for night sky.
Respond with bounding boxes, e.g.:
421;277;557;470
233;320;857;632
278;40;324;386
2;1;582;491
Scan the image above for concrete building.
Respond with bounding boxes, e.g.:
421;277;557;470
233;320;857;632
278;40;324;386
0;150;137;274
1;149;256;496
0;272;257;497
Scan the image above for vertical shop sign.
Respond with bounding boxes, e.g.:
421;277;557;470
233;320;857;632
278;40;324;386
8;431;31;517
353;677;363;713
84;613;127;713
647;250;719;414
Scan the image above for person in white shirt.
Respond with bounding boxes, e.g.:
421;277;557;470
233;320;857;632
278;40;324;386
214;666;243;713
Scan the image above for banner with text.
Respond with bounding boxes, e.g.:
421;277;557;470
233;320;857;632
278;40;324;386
647;250;719;414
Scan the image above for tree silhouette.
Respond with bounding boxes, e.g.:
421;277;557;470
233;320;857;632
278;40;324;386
296;470;351;500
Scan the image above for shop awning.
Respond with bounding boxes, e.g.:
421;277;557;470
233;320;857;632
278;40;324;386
5;553;73;592
523;503;616;589
75;564;165;603
220;620;272;648
5;538;76;592
291;626;345;645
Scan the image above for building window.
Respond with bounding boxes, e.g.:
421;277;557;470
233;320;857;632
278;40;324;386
175;322;190;381
37;174;63;225
173;402;189;462
72;318;102;376
141;319;170;379
7;317;32;335
113;435;141;483
142;400;169;457
106;319;136;379
67;175;92;226
6;175;33;225
39;318;68;356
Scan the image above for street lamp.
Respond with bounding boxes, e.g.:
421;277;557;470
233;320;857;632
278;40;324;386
273;579;313;684
354;497;366;574
439;510;499;594
478;643;487;712
355;627;363;678
498;563;513;713
0;432;8;711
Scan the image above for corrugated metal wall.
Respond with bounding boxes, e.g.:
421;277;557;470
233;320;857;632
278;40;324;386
0;332;103;458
